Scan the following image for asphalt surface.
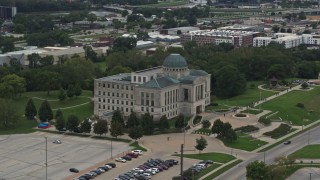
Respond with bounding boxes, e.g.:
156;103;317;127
215;125;320;180
0;132;130;180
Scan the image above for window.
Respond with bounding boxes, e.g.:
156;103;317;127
98;98;101;102
134;76;136;81
141;99;144;105
108;92;110;96
103;105;105;109
117;93;119;97
131;102;133;105
131;86;133;90
98;83;101;87
103;99;105;102
121;85;124;89
103;92;105;95
126;86;128;90
146;100;149;106
108;99;110;103
126;101;128;105
112;84;114;88
117;100;119;104
143;77;146;82
141;107;144;111
112;93;114;97
112;106;114;110
146;107;149;112
126;94;128;98
131;95;133;99
151;108;154;112
98;91;101;95
99;104;101;109
117;85;119;89
108;84;110;88
138;76;141;82
121;101;124;105
126;108;128;112
141;92;144;97
151;100;154;106
112;100;114;103
108;106;110;110
103;83;105;87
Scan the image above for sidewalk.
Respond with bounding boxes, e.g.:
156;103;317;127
198;159;240;180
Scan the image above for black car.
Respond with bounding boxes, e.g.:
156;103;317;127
82;173;93;179
69;168;79;173
284;141;291;145
78;175;89;180
167;159;179;165
164;160;174;167
122;156;132;161
106;162;116;168
99;166;109;171
136;175;148;180
200;160;213;164
124;172;135;179
91;170;101;175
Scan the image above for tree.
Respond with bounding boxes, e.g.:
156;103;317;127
55;109;65;131
67;84;75;98
195;136;208;153
141;113;154;135
38;100;53;122
246;161;269;180
74;84;82;97
0;74;26;98
212;119;224;137
112;37;137;52
39;56;54;67
122;10;129;17
80;118;92;133
175;113;186;129
25;98;37;120
112;110;125;127
110;121;124;138
225;128;237;143
159;115;169;130
299;11;306;20
128;126;143;141
0;99;19;128
37;71;61;95
87;13;97;28
58;87;66;101
93;119;108;135
202;120;211;129
1;38;15;53
215;65;246;98
27;53;41;68
221;122;232;137
66;115;80;132
127;111;140;128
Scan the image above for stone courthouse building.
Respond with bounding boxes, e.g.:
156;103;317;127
94;54;211;120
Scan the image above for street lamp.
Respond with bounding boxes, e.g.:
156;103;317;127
45;137;47;180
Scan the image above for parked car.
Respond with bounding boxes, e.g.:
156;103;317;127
53;140;62;144
132;168;144;172
150;167;160;172
116;158;127;163
97;168;105;173
91;169;101;175
199;160;214;164
167;159;179;165
122;156;132;161
132;150;143;155
69;168;79;173
127;152;139;158
106;162;116;168
284;140;291;145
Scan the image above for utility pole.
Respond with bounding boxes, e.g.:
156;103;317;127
309;172;312;180
45;137;47;180
111;138;113;159
264;151;266;163
180;144;184;180
308;131;310;145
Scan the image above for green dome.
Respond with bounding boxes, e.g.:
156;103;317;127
163;54;188;68
190;69;208;76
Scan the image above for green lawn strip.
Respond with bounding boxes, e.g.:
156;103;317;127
141;0;188;7
289;145;320;159
91;136;132;143
258;121;320;152
194;164;221;179
0;118;37;135
129;141;147;151
212;81;276;107
285;164;320;179
194;128;212;135
222;133;268;151
257;86;320;125
203;160;243;180
57;102;93;121
241;109;263;115
174;152;235;163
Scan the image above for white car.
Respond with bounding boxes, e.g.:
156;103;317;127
132;150;143;155
142;173;152;178
150;168;159;172
105;164;112;169
115;158;126;163
132;168;144;172
145;169;156;175
53;140;62;144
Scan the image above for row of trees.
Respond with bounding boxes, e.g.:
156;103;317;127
25;99;53;122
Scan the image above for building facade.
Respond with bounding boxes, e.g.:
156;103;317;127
94;54;211;121
0;6;17;19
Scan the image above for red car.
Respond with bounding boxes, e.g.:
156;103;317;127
127;152;139;158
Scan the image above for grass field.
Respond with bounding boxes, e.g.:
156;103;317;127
240;108;263;115
140;0;189;7
257;86;320;125
203;160;243;180
177;152;235;163
221;133;268;151
212;81;276;108
0;90;93;135
289;144;320;159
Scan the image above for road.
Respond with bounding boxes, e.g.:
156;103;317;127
216;125;320;180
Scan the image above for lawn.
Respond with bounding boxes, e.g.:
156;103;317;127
289;144;320;159
176;152;235;163
203;160;243;180
130;141;147;151
221;133;268;151
212;81;276;108
257;86;320;125
194;164;221;179
240;108;263;115
141;0;189;7
0;90;94;135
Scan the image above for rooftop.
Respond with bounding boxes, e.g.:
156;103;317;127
140;76;180;89
163;54;188;68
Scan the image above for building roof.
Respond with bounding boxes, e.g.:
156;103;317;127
140;76;179;89
163;54;188;68
190;69;208;76
179;75;197;84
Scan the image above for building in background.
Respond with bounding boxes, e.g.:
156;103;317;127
94;54;211;121
0;6;17;19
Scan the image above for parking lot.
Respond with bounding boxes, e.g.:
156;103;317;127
0;132;130;180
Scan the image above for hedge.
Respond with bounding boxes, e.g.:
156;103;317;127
235;125;259;133
259;117;271;126
263;123;291;139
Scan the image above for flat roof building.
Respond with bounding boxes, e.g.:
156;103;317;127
94;54;211;121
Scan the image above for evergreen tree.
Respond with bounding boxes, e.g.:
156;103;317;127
126;111;140;128
195;136;208;154
93;119;108;135
80;118;92;133
112;110;125;127
141;113;154;135
55;109;65;131
175;113;186;129
38;100;53;122
129;126;143;141
110;121;124;138
25;98;37;120
74;84;82;97
211;119;224;137
66;115;79;132
159;115;169;130
58;87;66;101
67;84;75;98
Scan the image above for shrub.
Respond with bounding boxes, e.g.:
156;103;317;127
202;120;211;128
263;123;291;139
193;115;202;125
300;160;303;164
259;117;271;126
296;103;304;108
235;125;259;133
250;83;255;89
301;82;309;89
235;113;247;117
211;103;218;106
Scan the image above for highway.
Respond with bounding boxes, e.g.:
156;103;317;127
216;125;320;180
